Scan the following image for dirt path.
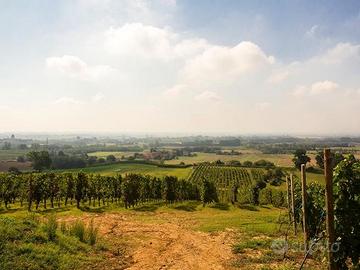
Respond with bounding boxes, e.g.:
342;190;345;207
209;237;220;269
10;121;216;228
64;212;236;270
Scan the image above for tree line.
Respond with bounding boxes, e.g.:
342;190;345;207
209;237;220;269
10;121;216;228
0;172;220;211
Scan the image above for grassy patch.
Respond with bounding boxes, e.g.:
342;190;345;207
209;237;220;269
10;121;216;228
55;162;193;178
0;215;106;270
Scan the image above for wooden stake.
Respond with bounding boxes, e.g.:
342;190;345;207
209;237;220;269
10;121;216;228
290;174;297;235
301;164;309;252
324;149;336;270
286;176;291;222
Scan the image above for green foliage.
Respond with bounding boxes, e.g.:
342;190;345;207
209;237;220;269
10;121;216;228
292;149;311;170
315;151;345;169
70;220;86;242
44;215;58;241
305;183;325;238
87;220;98;246
271;190;286;208
27;151;52;171
200;179;218;206
0;215;100;270
259;188;273;205
162;176;177;203
75;172;87;209
250;180;266;205
106;155;116;162
333;157;360;269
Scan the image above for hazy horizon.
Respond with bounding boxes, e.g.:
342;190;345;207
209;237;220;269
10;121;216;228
1;0;360;134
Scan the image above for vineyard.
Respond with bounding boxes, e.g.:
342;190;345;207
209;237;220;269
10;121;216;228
188;164;266;203
0;172;209;211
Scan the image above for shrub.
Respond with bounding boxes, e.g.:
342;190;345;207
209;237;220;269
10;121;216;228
70;220;86;242
87;219;98;246
272;190;286;208
60;221;67;234
259;188;272;205
44;215;58;241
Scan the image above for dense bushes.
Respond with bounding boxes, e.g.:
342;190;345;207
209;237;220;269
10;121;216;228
333;157;360;269
259;188;287;207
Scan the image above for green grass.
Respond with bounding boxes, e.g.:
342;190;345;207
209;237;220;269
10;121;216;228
87;151;138;159
55;162;193;178
192;204;284;234
0;215;105;270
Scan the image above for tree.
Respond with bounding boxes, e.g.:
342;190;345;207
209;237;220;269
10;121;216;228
200;179;218;206
315;151;344;169
75;172;88;209
17;156;26;162
27;151;52;171
18;144;28;150
2;142;11;150
162;176;177;204
106;155;116;162
251;180;267;205
243;161;253;167
292;149;311;170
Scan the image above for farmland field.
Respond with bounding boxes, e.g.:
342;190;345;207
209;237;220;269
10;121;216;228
55;162;193;178
165;152;317;167
87;151;139;159
0;149;29;161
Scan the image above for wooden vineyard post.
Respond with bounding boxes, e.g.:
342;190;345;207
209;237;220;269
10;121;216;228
324;149;336;270
286;176;292;222
290;174;297;235
301;164;309;252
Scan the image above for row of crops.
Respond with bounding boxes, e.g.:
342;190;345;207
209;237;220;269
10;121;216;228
0;165;268;211
0;172;203;210
188;164;265;203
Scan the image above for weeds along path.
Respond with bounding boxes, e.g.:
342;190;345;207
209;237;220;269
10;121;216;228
63;211;236;270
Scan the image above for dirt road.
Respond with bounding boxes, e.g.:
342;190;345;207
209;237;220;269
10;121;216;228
66;212;236;270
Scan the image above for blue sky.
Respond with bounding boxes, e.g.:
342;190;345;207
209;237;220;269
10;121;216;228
1;0;360;134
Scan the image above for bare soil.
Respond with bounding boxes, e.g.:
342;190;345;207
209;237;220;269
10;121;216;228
0;161;31;172
63;211;236;270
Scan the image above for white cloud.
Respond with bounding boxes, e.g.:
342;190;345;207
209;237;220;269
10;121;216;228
255;102;271;111
305;25;319;38
292;80;339;97
194;91;221;101
317;43;360;64
310;80;338;95
104;23;208;60
92;92;105;102
104;23;175;59
163;84;187;97
183;41;275;82
267;70;290;84
46;55;113;81
160;0;177;7
54;97;83;105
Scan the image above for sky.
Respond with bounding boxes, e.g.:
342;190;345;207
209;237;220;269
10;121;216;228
1;0;360;135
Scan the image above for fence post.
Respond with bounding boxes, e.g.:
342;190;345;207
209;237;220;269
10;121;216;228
324;149;336;270
301;164;309;252
290;174;297;235
286;176;292;222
